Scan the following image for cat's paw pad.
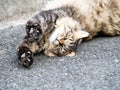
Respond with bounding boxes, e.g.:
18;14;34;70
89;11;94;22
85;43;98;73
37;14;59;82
17;47;33;67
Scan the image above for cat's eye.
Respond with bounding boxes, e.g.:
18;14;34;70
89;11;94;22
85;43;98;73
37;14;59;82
63;37;67;40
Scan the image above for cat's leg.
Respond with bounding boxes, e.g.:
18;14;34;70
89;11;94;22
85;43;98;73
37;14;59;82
17;40;39;67
25;11;58;37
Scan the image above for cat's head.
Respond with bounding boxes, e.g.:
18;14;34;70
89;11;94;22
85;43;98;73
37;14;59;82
49;17;89;44
47;17;89;56
54;17;89;42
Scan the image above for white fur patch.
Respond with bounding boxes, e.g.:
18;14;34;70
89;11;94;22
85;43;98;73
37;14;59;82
21;53;25;58
27;51;31;54
30;28;34;33
36;30;39;33
17;48;19;51
27;59;31;62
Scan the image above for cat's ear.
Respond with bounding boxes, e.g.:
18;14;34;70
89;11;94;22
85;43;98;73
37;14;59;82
73;30;89;40
79;30;89;38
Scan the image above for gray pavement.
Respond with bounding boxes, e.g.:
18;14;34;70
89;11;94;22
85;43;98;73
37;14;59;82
0;25;120;90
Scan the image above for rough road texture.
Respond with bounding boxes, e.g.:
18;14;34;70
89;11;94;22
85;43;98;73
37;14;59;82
0;0;51;30
0;0;51;21
0;25;120;90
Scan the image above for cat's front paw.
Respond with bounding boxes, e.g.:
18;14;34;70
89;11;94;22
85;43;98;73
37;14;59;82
17;47;33;67
66;52;76;57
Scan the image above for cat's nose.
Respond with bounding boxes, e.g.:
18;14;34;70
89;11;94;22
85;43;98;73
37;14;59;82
59;39;64;44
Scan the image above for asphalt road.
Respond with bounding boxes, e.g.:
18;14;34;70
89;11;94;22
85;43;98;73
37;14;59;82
0;25;120;90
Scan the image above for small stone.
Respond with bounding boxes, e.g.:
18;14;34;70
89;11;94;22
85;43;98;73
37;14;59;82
62;73;68;76
17;48;19;51
64;73;68;76
60;59;64;61
113;59;119;63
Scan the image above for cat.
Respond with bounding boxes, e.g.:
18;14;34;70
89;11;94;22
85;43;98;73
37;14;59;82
17;0;120;67
17;17;89;67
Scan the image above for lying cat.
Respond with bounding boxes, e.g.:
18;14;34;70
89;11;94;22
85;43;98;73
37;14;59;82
17;17;89;67
17;0;120;67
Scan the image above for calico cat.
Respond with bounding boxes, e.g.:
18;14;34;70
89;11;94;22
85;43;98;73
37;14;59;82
17;0;120;67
